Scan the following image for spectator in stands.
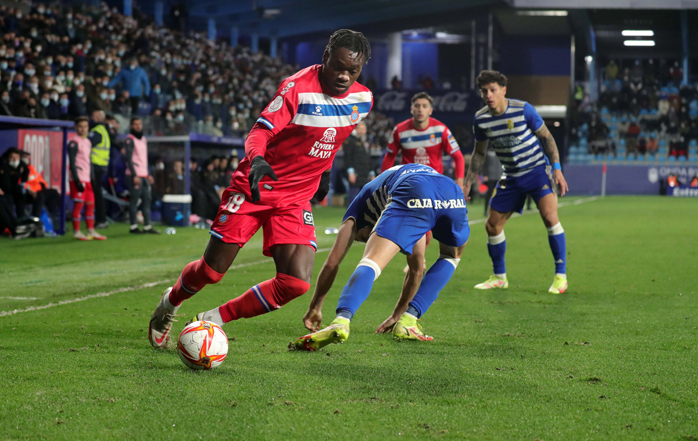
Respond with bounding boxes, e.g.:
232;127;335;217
646;134;658;154
109;58;150;115
165;159;185;195
58;92;71;120
342;121;372;205
0;90;13;116
606;60;618;80
626;120;640;153
69;84;87;117
113;91;131;116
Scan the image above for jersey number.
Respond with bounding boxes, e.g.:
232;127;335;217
224;193;245;213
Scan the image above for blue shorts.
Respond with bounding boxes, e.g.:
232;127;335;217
373;174;470;254
490;165;555;215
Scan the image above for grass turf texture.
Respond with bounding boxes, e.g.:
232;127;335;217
0;196;696;440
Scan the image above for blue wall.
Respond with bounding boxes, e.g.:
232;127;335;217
401;42;438;89
499;36;570;76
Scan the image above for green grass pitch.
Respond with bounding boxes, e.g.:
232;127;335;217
0;196;696;440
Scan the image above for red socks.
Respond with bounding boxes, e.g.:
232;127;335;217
219;273;310;323
85;202;95;229
72;201;84;231
169;257;225;306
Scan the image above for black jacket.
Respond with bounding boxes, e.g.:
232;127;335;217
342;134;373;187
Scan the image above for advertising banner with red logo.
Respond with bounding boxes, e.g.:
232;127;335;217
17;129;65;191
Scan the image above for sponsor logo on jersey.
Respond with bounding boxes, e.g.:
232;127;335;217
320;128;336;143
407;198;466;209
312;105;323;116
267;96;283;113
415;147;429;165
492;135;521;148
350;105;360;123
303;210;314;225
280;81;295;96
219;214;228;223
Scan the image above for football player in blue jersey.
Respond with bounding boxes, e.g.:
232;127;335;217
291;164;470;351
464;70;569;294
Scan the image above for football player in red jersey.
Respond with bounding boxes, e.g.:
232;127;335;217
149;30;374;347
381;92;465;188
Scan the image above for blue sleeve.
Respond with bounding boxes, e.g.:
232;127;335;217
523;102;544;132
108;71;123;89
141;69;151;96
473;122;488;142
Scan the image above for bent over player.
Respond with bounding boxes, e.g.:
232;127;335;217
67;116;106;241
464;70;569;294
292;164;470;351
148;30;373;347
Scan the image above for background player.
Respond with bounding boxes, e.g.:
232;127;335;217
381;92;465;187
67;116;106;241
292;164;469;351
464;70;569;294
149;30;373;347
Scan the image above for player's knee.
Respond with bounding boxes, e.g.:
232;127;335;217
273;273;311;306
485;221;499;236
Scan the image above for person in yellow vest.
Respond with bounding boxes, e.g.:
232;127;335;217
125;117;159;234
88;110;111;229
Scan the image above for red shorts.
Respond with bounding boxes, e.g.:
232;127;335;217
70;181;94;203
209;186;318;257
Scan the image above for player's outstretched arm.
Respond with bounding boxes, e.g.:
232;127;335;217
463;140;489;200
535;124;569;196
376;235;426;333
302;220;357;331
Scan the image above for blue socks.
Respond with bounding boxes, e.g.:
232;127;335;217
547;223;566;275
487;231;506;276
408;256;460;318
336;259;381;320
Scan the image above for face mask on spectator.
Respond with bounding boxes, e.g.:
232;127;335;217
16;13;22;19
196;85;203;92
67;74;74;81
66;14;72;19
44;69;51;76
14;79;22;87
118;49;125;56
130;64;136;71
9;159;19;168
114;60;121;67
160;69;167;76
57;74;65;81
154;88;161;94
100;92;108;100
29;82;38;92
106;57;112;64
0;49;5;57
216;121;222;129
51;93;58;101
35;46;42;53
102;79;109;86
25;68;34;76
16;52;23;59
176;114;184;122
1;61;9;70
41;98;49;107
60;98;69;106
109;93;115;100
232;121;239;130
203;96;210;103
73;79;81;86
38;7;45;14
76;90;84;98
106;70;113;77
67;62;73;68
1;96;9;104
45;79;53;88
31;31;38;38
46;57;53;65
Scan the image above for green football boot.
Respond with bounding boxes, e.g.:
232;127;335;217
291;317;350;351
392;314;433;341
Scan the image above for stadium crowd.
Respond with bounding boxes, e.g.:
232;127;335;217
569;58;698;164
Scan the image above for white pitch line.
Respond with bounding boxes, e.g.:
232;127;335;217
0;297;39;300
0;197;599;318
0;248;331;317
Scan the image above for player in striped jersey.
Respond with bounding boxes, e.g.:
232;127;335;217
464;70;569;294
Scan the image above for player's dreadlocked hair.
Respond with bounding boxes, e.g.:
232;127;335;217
325;29;371;64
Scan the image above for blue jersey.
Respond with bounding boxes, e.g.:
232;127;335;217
344;164;469;253
473;99;548;178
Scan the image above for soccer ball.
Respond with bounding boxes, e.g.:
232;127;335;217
177;321;228;370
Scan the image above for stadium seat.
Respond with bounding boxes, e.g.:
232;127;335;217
595;154;604;161
657;156;667;164
678;156;687;163
689;139;698;148
668;156;677;163
648;155;656;162
618;139;627;147
626;154;636;162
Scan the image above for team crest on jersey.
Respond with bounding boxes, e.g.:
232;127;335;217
507;119;514;130
267;96;283;113
320;128;336;143
350;105;360;123
430;133;437;144
219;214;228;223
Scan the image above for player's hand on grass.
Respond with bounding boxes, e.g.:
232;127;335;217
553;170;569;197
248;156;278;202
303;308;322;332
376;315;399;334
